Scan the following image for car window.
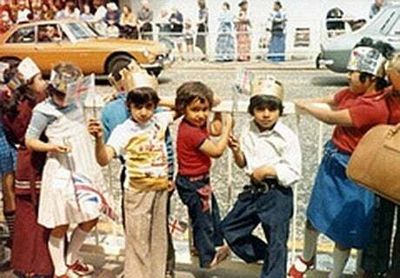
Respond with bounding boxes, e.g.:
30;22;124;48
38;24;62;43
7;26;35;43
387;13;400;36
64;22;97;40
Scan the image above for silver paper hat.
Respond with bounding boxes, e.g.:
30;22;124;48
347;46;387;77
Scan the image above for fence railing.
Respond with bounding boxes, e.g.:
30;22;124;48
82;97;338;269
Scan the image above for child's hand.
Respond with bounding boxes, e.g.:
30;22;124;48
167;180;175;192
87;118;103;139
228;134;240;152
251;166;266;183
49;144;71;154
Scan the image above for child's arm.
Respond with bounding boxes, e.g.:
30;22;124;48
228;134;246;168
87;118;116;166
296;101;352;126
199;113;233;158
25;138;70;153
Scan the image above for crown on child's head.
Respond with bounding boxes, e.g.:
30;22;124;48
251;75;284;101
50;63;83;94
17;57;41;83
347;46;386;77
108;60;159;92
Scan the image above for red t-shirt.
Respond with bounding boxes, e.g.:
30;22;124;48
332;88;389;153
177;119;211;176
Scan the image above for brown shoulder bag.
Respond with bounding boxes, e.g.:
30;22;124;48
346;124;400;204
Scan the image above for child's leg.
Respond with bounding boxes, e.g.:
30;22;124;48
303;220;319;262
330;243;350;278
166;192;175;275
66;218;98;265
124;190;167;277
49;225;69;276
2;172;15;242
391;206;400;276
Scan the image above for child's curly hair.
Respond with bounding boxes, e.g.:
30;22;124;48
175;81;214;116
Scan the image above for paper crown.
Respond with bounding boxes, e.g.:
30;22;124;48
108;61;159;92
50;63;83;94
17;57;40;83
347;46;387;77
251;75;284;100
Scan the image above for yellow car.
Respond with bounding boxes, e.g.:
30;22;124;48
0;20;173;76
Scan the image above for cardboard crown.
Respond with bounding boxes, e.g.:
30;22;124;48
251;75;284;100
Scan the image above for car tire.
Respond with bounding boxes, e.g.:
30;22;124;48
0;57;21;68
106;54;133;74
146;68;162;77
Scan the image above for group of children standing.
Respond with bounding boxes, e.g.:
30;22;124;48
0;35;399;278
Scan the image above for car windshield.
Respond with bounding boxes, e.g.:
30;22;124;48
64;22;97;40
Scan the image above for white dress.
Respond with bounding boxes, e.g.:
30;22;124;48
35;101;110;228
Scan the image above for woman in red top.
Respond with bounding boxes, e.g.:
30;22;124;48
1;58;53;277
360;53;400;278
289;38;394;278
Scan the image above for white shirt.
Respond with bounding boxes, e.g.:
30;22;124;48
240;119;302;187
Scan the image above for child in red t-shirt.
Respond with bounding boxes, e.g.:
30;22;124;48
175;81;233;268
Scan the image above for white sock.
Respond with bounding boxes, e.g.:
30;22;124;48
303;222;319;262
48;235;67;276
66;227;89;265
330;245;350;278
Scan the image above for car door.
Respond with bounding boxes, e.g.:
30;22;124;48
32;23;67;73
384;8;400;51
1;25;36;62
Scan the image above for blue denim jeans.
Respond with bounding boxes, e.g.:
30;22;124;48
221;183;293;278
175;174;223;268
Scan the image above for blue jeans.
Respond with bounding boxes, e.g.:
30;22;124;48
221;183;293;278
175;174;223;267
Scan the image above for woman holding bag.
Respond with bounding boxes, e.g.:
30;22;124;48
288;37;394;278
359;53;400;278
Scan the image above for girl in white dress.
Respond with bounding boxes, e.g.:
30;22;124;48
25;63;110;278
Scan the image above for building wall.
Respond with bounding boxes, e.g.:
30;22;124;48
119;0;376;58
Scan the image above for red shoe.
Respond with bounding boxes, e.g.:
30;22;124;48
288;256;315;278
67;260;94;276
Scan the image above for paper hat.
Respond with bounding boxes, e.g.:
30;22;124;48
108;60;158;92
250;75;284;100
106;2;118;11
50;63;83;94
347;46;387;77
17;57;40;83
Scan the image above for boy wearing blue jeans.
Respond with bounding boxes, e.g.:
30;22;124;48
220;76;302;278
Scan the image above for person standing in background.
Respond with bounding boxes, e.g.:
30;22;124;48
137;0;154;40
215;2;235;62
266;1;287;62
369;0;384;19
235;0;251;62
196;0;208;58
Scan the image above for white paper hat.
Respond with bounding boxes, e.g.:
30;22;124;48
0;62;10;83
106;2;118;11
347;46;387;77
17;57;40;82
251;75;284;101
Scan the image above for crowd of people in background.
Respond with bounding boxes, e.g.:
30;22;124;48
0;0;291;62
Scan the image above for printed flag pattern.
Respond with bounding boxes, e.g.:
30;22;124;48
72;173;118;221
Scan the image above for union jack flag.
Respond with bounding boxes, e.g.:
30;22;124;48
72;173;119;222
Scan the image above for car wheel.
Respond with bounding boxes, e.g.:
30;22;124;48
0;57;21;68
107;54;133;74
146;68;162;77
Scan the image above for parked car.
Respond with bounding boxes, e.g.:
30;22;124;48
0;20;173;76
317;4;400;73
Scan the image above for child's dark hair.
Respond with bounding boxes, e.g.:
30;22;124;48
175;81;214;116
354;37;395;90
126;87;160;108
248;95;284;116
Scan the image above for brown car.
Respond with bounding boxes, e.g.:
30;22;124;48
0;20;173;76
